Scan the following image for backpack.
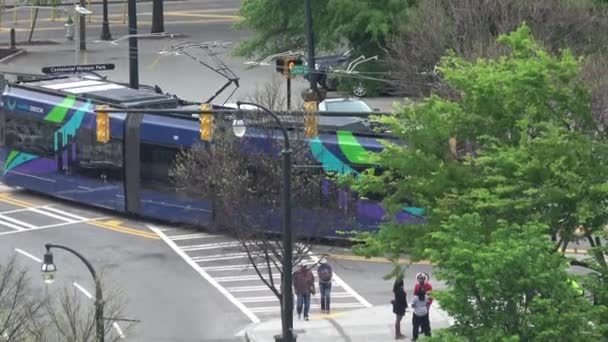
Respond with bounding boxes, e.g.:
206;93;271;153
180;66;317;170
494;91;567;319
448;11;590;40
317;264;332;282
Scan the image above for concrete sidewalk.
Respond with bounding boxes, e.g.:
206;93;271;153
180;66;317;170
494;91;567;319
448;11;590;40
244;304;454;342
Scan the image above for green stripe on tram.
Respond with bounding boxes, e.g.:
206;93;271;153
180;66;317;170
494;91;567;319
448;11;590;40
336;130;375;165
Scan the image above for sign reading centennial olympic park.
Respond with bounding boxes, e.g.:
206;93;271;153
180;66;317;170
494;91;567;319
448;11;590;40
41;64;116;74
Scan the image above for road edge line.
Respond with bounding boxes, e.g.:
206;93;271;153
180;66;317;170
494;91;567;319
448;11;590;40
147;224;260;324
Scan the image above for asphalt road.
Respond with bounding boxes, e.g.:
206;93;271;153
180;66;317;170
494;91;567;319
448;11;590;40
0;0;399;111
0;1;430;339
0;189;249;342
0;187;442;341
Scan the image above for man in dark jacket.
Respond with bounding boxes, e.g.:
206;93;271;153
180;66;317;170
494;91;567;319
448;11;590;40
317;262;333;314
293;264;315;320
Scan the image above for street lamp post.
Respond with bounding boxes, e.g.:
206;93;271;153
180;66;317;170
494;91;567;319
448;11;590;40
74;5;92;66
41;244;105;342
233;101;294;342
100;0;112;40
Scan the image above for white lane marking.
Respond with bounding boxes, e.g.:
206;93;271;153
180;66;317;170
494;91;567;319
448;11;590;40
42;206;88;221
191;253;248;262
36;217;109;229
73;282;93;299
0;205;50;215
215;274;281;282
14;248;42;263
168;233;217;240
149;224;260;323
73;282;126;338
181;241;240;251
237;292;355;303
113;322;125;339
226;285;276;292
0;216;110;236
0;213;36;229
250;303;365;313
236;296;282;303
308;253;372;308
202;263;270;271
29;207;77;223
0;217;27;231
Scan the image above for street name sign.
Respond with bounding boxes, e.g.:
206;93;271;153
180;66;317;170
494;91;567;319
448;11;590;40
290;65;308;76
41;64;116;74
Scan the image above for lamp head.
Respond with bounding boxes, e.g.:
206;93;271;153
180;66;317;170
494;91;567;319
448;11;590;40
232;108;246;138
41;251;56;285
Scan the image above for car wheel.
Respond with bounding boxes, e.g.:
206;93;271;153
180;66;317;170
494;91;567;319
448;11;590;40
352;82;367;97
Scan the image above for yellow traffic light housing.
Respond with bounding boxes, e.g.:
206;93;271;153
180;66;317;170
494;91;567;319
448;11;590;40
275;57;303;78
200;103;213;141
303;101;318;138
95;105;110;144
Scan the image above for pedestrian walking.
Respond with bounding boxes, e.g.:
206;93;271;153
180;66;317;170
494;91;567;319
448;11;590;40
317;262;333;314
293;264;315;321
411;288;432;340
392;275;407;339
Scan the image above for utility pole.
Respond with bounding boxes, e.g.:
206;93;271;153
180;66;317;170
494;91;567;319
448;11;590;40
100;0;112;40
128;0;139;89
304;0;316;91
79;0;86;51
286;75;291;110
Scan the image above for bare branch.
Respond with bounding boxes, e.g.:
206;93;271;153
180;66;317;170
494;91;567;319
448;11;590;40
170;81;358;299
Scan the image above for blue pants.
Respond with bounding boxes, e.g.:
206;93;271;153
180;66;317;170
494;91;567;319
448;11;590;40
319;282;332;312
296;293;311;317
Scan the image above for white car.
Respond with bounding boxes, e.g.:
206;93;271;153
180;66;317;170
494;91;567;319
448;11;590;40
318;98;373;113
318;98;374;132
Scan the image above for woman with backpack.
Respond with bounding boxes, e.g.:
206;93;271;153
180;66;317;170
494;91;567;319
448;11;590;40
317;262;333;314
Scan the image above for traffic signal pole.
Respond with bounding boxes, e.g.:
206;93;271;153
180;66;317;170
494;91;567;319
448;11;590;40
128;0;139;89
304;0;316;92
286;76;291;110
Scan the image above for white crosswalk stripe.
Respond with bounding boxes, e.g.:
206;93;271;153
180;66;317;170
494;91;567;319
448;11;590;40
0;204;100;234
151;226;371;322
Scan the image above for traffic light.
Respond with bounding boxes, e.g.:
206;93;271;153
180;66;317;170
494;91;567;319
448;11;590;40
95;105;110;144
199;103;213;141
303;101;318;138
275;56;303;77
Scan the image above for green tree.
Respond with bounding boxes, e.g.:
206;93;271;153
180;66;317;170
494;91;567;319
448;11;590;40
234;0;415;57
350;24;608;337
428;215;605;340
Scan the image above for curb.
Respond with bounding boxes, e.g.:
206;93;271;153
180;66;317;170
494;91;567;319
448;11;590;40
328;248;590;265
0;49;26;64
2;0;185;9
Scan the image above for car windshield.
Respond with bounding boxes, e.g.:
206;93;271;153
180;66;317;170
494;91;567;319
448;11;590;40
325;101;371;112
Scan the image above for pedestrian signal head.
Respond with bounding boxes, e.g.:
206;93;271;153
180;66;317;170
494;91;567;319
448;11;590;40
95;105;110;144
275;56;303;77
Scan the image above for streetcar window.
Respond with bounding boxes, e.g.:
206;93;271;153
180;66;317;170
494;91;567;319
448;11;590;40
4;114;57;156
140;143;179;190
73;128;123;181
